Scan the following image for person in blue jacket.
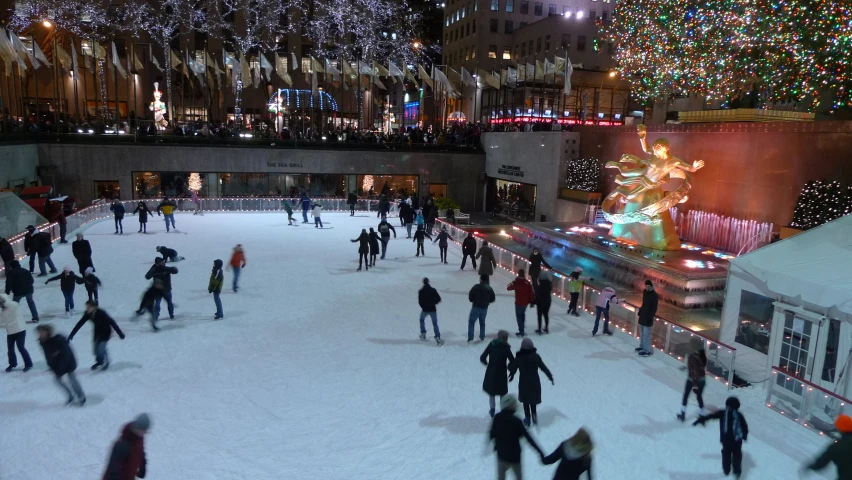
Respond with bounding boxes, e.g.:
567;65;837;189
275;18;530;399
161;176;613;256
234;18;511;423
415;209;425;230
299;193;312;224
110;200;126;235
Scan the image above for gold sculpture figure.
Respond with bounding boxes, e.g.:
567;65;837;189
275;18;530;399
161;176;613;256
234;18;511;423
601;125;705;250
149;82;168;131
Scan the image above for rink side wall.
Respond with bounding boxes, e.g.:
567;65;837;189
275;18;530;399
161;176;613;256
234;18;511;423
0;144;39;190
34;144;486;209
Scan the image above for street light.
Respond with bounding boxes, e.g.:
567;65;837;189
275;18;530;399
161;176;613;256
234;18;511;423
413;41;421;49
42;20;52;28
609;71;617;78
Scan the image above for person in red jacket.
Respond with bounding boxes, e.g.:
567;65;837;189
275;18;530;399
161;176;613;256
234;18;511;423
102;413;150;480
507;269;536;337
228;244;246;292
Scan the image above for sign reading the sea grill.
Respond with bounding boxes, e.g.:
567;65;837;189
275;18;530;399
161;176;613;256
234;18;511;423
497;165;524;178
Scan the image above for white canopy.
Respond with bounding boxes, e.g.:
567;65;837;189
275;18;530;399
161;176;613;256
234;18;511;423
731;215;852;315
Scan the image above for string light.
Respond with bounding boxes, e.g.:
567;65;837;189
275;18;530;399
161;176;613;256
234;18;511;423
565;157;602;192
790;180;852;230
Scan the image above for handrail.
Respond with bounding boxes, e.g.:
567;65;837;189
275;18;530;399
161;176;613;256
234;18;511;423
771;366;852;404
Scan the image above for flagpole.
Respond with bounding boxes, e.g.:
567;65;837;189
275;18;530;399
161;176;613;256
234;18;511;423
82;43;89;122
51;35;59;126
112;42;119;131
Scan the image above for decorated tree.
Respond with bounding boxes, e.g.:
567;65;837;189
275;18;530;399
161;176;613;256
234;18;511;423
565;158;602;192
188;172;203;192
790;180;852;230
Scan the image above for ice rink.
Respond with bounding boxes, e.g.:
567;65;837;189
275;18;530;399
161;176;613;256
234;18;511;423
0;213;836;479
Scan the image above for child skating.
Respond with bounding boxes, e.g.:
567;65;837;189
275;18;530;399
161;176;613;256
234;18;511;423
209;259;224;319
413;228;432;257
79;267;102;305
693;396;749;478
68;301;125;370
45;266;81;317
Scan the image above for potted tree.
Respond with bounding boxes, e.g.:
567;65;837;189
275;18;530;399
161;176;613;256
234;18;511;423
435;197;461;218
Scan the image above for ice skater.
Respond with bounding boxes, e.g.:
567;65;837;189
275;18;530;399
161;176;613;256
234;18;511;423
347;192;357;216
413;227;432;257
145;257;178;326
377;218;396;259
476;240;497;283
566;268;585;316
534;273;553;335
300;192;312;223
461;232;478;270
209;259;224;319
637;280;658;356
489;394;544;480
72;233;95;273
693;396;749;478
677;337;707;421
33;228;57;277
368;228;380;267
417;278;443;345
0;236;13;273
468;275;496;342
507;269;536;337
228;244;246;292
36;323;85;406
801;414;852;479
191;190;202;215
102;414;150;480
0;293;32;372
311;202;324;228
156;196;177;232
284;199;296;225
509;337;553;426
527;248;551;291
541;427;594;479
135;279;165;331
352;229;370;271
415;208;425;231
79;267;102;305
156;245;184;263
433;226;450;264
401;204;415;237
592;286;619;336
480;329;514;417
110;199;126;234
133;201;152;233
45;266;81;317
4;260;39;322
24;226;36;273
68;301;125;370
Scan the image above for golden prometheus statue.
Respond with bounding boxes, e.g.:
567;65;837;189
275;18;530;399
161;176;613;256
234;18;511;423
601;125;705;250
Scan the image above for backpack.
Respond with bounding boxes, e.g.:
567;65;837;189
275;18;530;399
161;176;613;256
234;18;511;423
379;224;389;234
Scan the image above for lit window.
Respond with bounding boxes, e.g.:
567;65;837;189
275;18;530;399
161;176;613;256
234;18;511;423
503;47;511;60
506;0;513;12
491;0;499;10
488;45;497;58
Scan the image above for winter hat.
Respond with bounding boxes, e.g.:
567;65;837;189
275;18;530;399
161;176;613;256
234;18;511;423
63;265;71;272
131;413;151;433
645;280;653;287
518;269;526;277
26;225;34;231
480;274;489;283
213;259;223;269
155;246;162;251
84;267;94;275
500;394;517;411
497;330;509;341
520;337;534;350
835;414;852;433
154;257;164;264
422;277;430;285
725;396;741;410
573;267;583;273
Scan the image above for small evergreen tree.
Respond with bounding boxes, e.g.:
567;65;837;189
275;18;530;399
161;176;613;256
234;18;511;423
790;180;852;230
565;158;602;192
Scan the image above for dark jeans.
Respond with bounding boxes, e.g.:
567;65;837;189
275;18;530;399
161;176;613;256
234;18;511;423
13;294;39;320
419;311;440;337
62;290;75;312
94;340;108;365
213;291;223;317
358;253;368;269
568;292;580;314
302;210;309;222
405;224;413;238
154;290;175;319
114;217;123;233
461;253;477;270
438;246;447;262
28;253;35;273
349;203;355;214
380;237;389;259
682;377;706;408
86;286;98;303
6;331;32;368
314;217;323;228
38;254;57;275
468;307;488;341
164;213;176;230
722;440;743;476
536;304;550;330
54;371;85;402
416;241;424;256
138;221;147;233
232;267;241;291
593;306;611;334
59;223;67;241
515;304;527;335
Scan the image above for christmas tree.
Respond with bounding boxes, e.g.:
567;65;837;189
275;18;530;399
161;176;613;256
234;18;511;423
790;180;852;230
565;158;602;192
188;173;202;192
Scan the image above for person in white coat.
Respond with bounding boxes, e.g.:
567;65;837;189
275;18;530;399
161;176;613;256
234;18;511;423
311;203;324;229
592;286;619;336
0;293;32;372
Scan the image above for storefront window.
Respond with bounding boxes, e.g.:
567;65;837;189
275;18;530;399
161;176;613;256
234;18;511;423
735;290;774;354
134;172;203;199
94;181;121;200
221;173;269;196
490;179;536;221
134;172;162;198
356;175;418;199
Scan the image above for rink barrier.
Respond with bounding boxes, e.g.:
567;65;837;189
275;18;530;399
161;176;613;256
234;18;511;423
436;218;737;391
767;367;852;440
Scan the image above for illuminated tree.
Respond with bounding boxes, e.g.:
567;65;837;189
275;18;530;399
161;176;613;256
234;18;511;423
188;172;203;192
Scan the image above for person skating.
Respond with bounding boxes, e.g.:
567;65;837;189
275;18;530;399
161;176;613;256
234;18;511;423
0;236;13;273
541;427;594;480
54;206;68;243
801;414;852;480
469;274;496;342
637;280;658;356
351;229;370;271
191;189;202;215
476;240;497;282
417;278;443;345
33;228;57;277
566;268;585;317
68;301;125;370
347;191;357;216
24;226;36;273
592;286;619;336
79;267;102;305
425;205;438;235
135;280;165;331
155;245;184;263
415;209;425;231
413;227;433;257
433;226;450;264
534;273;553;335
367;228;381;267
509;337;554;426
693;396;749;478
156;196;177;232
299;192;312;223
377;218;396;259
229;244;246;292
45;266;81;317
481;330;514;417
209;259;224;319
72;233;95;273
311;202;324;228
102;413;150;480
527;248;551;291
110;199;125;234
677;337;707;421
401;204;416;237
4;261;38;322
489;394;545;480
507;269;536;337
0;293;32;372
461;232;478;270
36;323;85;406
283;199;296;225
145;257;178;325
132;201;152;233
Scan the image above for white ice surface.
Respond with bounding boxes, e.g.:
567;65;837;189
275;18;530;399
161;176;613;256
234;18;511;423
0;213;836;480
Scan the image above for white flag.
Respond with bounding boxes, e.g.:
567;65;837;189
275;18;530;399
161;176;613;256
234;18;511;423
290;52;298;71
33;40;50;67
274;53;292;85
461;67;475;87
387;61;404;79
111;41;127;79
564;56;574;96
325;58;341;80
70;40;79;80
259;53;273;81
9;32;34;69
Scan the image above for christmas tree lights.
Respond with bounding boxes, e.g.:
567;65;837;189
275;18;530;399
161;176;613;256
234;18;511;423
188;172;202;192
790;180;852;230
565;157;602;192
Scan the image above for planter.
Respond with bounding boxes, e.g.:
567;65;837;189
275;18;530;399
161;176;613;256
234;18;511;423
559;189;602;204
780;226;804;239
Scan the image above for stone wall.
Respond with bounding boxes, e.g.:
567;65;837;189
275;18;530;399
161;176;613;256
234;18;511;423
0;144;39;190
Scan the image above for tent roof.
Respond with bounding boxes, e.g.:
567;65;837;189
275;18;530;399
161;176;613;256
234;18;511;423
731;215;852;315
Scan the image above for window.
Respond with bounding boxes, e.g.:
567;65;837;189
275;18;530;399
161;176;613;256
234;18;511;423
505;20;513;33
520;21;527;27
461;7;465;17
544;34;551;51
490;18;498;32
577;35;586;51
534;2;542;15
735;291;774;355
465;50;470;61
561;34;571;49
471;48;476;58
503;47;511;60
490;0;498;10
548;3;556;14
456;9;461;20
514;44;520;58
589;9;595;19
301;57;311;72
822;318;841;383
446;17;450;26
473;19;476;32
475;0;478;10
506;0;514;12
488;45;497;58
528;40;534;54
466;23;470;36
603;0;610;3
520;0;528;13
602;11;608;21
563;5;570;14
521;42;526;56
536;37;542;52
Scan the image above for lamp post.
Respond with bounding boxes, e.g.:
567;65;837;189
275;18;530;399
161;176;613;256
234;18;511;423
595;70;617;124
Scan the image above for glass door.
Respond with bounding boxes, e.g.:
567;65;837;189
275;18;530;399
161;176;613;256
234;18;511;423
775;310;822;396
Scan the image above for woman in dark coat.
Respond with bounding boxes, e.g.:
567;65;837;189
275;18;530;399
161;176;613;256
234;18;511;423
528;247;551;290
367;228;381;267
535;273;553;335
351;229;370;271
480;329;514;418
36;323;85;406
509;337;553;426
542;427;593;480
133;202;151;233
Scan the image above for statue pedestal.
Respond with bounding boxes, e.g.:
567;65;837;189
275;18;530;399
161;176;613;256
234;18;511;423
609;211;681;251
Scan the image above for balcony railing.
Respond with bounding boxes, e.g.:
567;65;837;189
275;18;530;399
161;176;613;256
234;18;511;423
766;366;852;439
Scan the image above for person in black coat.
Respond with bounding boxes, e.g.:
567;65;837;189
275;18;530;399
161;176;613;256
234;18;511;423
110;199;126;234
24;226;36;273
36;323;85;406
145;258;178;326
637;280;659;356
4;261;38;321
133;201;152;233
68;301;125;370
490;394;544;479
534;273;553;335
155;245;183;263
417;278;443;345
347;192;357;216
509;337;554;426
528;248;551;290
480;330;515;417
461;232;478;270
367;228;381;267
413;228;432;257
72;234;94;274
0;236;13;273
45;267;81;315
33;230;57;276
425;205;438;235
376;219;396;260
401;206;416;237
433;227;450;264
693;396;749;478
351;229;370;271
78;267;102;304
542;427;593;480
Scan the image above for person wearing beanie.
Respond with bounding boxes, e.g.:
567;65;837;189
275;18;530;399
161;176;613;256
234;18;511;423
476;240;497;280
527;248;551;291
72;233;95;273
109;199;126;234
155;245;183;263
509;337;554;426
4;260;39;322
637;280;658;356
541;427;594;480
79;266;102;305
802;414;852;480
351;229;370;271
228;245;246;292
461;232;478;270
144;257;179;328
534;273;553;335
102;413;150;480
376;218;396;260
468;275;496;342
433;226;450;264
677;337;707;421
368;228;381;266
490;393;544;480
566;268;586;317
412;227;432;257
507;269;536;338
36;323;85;406
132;201;152;233
417;278;443;345
45;266;81;317
209;259;225;319
68;301;125;370
592;286;619;336
481;330;514;417
0;293;33;372
693;396;749;478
